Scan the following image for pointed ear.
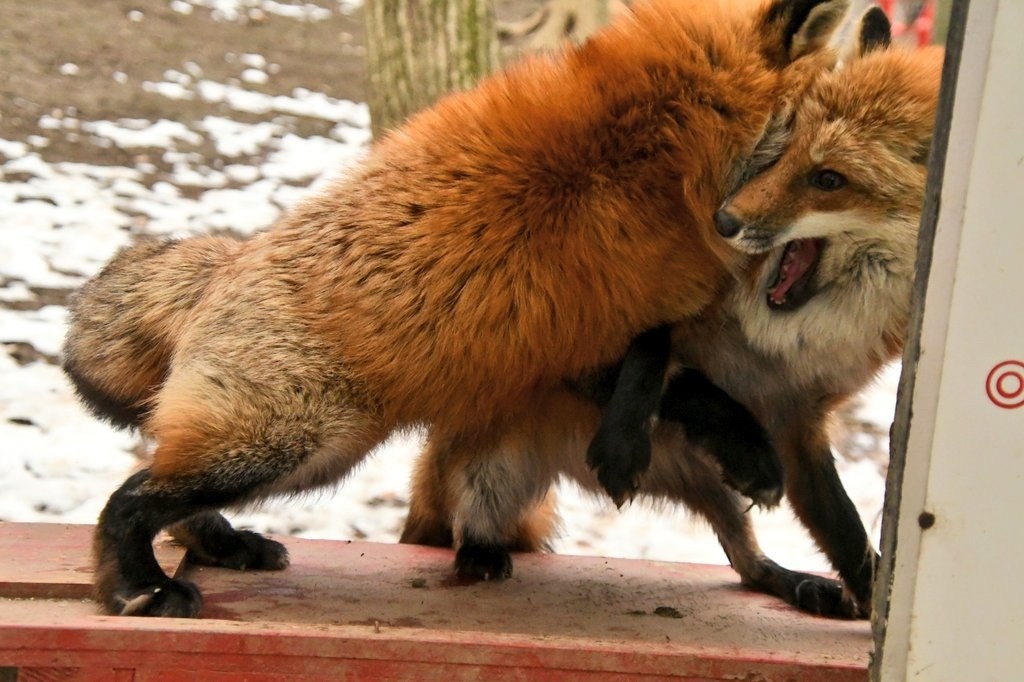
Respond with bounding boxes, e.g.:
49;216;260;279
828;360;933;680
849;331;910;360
839;6;892;64
855;6;892;57
762;0;850;63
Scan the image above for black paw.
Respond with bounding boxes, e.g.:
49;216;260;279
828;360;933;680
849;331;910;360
742;558;866;620
455;543;513;581
794;577;865;620
110;579;203;618
186;531;290;571
587;429;651;508
715;437;784;508
839;552;877;618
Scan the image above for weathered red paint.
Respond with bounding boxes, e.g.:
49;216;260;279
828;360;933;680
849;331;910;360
0;523;869;681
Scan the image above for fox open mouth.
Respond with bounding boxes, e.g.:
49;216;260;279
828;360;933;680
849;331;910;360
766;238;823;310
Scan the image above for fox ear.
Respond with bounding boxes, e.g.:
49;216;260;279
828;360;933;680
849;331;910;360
839;6;892;64
762;0;850;63
855;6;892;57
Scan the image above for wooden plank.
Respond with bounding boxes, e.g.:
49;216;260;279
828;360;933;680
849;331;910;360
0;523;868;681
0;522;184;600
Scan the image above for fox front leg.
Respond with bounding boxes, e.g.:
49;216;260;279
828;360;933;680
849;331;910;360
585;325;672;507
585;327;784;508
658;369;783;508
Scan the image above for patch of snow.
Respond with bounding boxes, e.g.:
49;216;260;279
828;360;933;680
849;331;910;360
142;80;195;101
201;116;281;156
0;306;67;358
0;139;29;159
195;80;367;124
260;133;363;182
224;164;261;184
241;68;269;85
36;116;61;131
0;282;33;303
241;53;267;69
164;69;194;86
81;119;203;149
183;0;335;23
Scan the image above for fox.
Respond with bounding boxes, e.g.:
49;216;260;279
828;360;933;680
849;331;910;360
402;9;944;619
61;0;849;617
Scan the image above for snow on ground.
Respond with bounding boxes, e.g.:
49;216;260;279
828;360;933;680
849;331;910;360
0;3;895;576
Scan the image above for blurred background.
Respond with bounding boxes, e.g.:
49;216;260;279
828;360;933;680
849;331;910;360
0;0;949;573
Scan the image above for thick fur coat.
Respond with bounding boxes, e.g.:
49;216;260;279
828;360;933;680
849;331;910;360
63;0;847;617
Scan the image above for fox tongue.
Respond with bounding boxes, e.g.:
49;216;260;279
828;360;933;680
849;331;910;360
768;239;818;305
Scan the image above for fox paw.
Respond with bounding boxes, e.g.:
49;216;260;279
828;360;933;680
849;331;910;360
185;531;290;571
794;577;867;620
110;579;203;618
586;430;651;508
455;543;513;581
718;438;784;508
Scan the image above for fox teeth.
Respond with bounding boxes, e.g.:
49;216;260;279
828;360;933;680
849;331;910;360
779;249;796;281
768;248;795;300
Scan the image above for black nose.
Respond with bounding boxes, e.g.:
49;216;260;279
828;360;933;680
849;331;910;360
714;208;744;239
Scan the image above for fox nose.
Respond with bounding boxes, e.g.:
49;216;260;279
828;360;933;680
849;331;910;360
714;208;744;239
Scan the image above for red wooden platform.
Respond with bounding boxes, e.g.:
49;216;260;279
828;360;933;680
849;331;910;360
0;523;869;681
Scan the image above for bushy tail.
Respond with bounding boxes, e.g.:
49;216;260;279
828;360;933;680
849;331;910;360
62;236;243;429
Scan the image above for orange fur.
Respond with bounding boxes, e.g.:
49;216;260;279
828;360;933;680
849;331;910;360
236;0;838;437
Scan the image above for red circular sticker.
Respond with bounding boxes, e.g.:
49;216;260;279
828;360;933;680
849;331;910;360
986;360;1024;409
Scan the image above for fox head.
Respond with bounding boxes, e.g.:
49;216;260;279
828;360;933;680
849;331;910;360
719;8;943;358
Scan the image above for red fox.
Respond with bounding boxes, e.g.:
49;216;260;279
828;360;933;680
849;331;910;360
402;10;944;619
63;0;848;617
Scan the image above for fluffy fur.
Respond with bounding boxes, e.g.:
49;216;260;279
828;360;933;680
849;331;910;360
403;13;944;619
63;0;846;617
691;39;943;615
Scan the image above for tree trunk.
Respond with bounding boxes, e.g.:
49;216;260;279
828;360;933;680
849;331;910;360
364;0;499;137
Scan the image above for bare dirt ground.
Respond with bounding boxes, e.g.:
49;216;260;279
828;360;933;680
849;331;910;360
0;0;367;173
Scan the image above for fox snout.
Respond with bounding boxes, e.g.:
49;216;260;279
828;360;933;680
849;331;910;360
713;203;784;255
714;207;745;239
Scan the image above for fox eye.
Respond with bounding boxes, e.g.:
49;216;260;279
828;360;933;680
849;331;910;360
810;169;847;191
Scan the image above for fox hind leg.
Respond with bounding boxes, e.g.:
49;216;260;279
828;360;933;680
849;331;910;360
95;454;307;617
93;367;385;617
401;434;559;568
627;429;859;618
443;433;558;581
95;469;206;617
400;437;458;549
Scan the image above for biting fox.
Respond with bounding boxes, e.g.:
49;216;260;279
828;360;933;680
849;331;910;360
696;26;943;616
63;0;848;617
403;9;944;618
